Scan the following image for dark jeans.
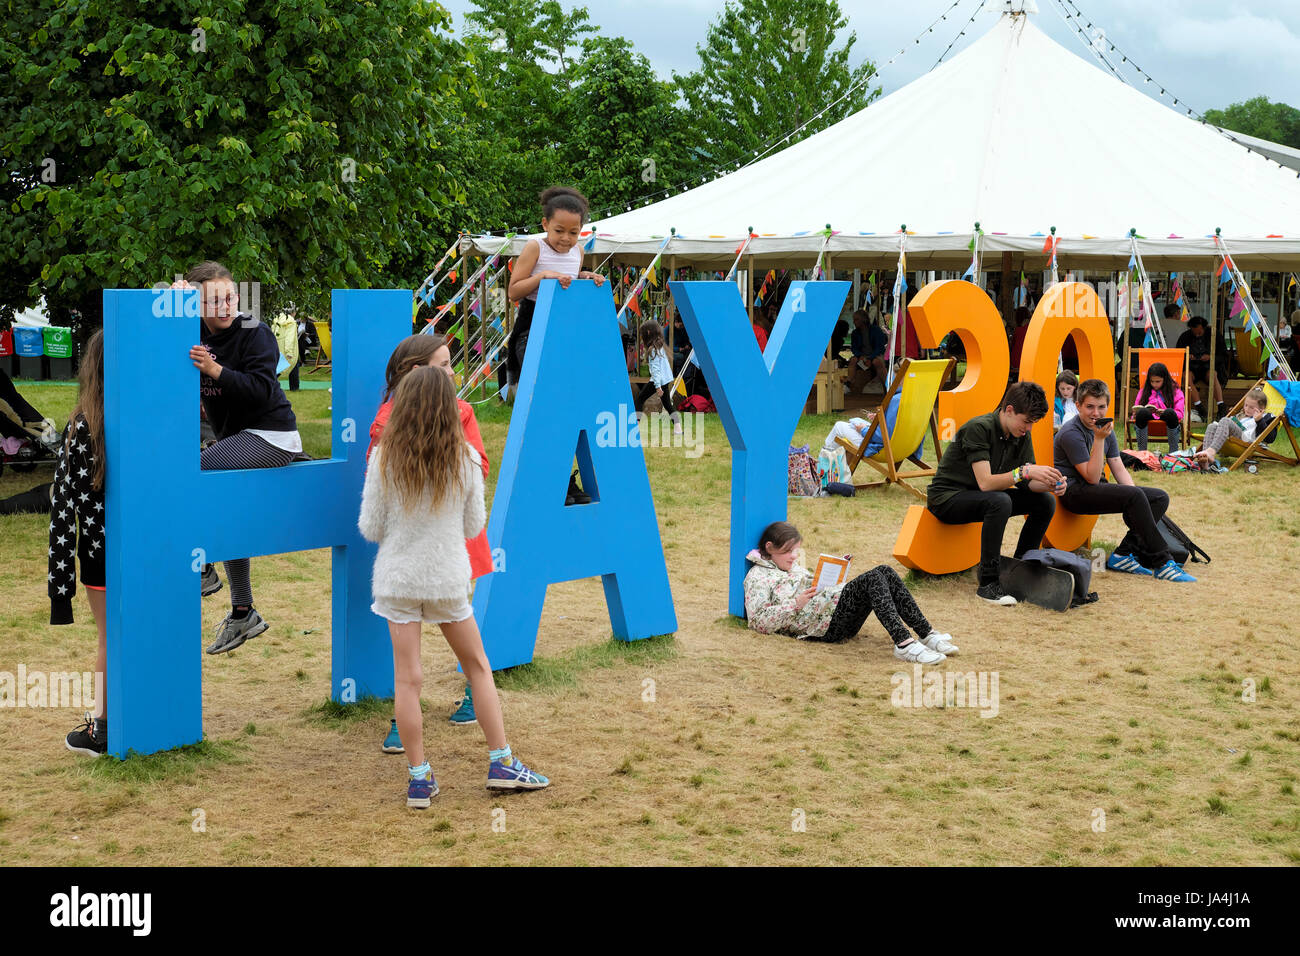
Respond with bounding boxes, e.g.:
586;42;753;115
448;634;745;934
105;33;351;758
1062;481;1170;568
929;487;1057;584
287;360;301;390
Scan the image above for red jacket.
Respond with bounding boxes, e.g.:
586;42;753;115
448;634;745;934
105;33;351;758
753;322;768;352
367;398;493;579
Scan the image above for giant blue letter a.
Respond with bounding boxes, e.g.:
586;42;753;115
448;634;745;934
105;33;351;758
102;289;409;757
471;279;677;669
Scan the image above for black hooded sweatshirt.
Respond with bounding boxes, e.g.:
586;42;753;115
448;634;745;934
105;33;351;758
199;314;297;440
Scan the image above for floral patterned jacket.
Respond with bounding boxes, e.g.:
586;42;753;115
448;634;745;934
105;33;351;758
743;548;845;639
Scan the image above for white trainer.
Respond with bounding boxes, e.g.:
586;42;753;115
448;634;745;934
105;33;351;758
922;631;959;655
894;640;945;665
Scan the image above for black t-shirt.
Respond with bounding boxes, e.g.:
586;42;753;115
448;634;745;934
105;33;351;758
928;411;1036;508
1053;415;1119;489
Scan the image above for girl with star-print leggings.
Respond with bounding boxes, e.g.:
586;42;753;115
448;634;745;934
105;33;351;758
48;330;111;757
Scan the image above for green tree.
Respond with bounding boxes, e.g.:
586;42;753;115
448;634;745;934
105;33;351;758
1203;96;1300;150
458;0;597;232
1;0;471;329
562;36;698;220
675;0;878;176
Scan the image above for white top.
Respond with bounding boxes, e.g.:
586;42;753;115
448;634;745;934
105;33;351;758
647;347;673;388
527;236;584;302
248;428;302;454
1237;416;1258;443
359;444;486;601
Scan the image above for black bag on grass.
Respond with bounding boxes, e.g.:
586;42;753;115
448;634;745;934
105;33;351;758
1158;515;1210;565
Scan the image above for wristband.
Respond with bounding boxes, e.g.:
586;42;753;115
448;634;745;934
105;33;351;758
1012;466;1022;484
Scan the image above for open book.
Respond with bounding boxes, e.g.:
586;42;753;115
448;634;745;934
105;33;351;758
812;554;851;591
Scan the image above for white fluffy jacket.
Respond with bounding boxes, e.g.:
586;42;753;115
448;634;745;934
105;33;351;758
359;444;486;600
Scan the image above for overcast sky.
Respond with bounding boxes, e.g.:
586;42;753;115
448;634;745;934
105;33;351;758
436;0;1299;117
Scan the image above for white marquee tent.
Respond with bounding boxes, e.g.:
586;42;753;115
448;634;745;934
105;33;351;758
464;7;1300;273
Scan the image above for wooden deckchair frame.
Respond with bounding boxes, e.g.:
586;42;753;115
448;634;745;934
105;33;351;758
1217;378;1300;471
1123;348;1190;450
309;320;332;371
837;357;954;502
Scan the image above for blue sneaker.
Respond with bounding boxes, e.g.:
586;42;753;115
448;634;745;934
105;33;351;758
487;755;550;791
1106;552;1153;576
382;718;404;754
407;768;439;808
1154;560;1196;583
449;684;476;726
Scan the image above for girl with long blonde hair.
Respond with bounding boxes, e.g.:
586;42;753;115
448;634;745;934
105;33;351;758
359;367;549;807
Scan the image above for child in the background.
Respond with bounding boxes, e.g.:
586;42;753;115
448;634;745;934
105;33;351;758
743;521;956;664
361;367;548;807
1194;387;1276;468
368;334;493;749
504;186;606;400
1132;361;1184;452
635;320;683;436
182;260;301;654
49;331;109;756
1053;370;1078;429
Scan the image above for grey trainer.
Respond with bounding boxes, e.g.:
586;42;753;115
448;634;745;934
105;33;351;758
207;609;268;654
200;564;223;597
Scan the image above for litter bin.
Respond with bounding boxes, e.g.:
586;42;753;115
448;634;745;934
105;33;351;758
42;326;73;380
0;329;13;379
13;327;44;380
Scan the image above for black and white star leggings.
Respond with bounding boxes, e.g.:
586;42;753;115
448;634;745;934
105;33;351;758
814;565;932;646
200;431;294;608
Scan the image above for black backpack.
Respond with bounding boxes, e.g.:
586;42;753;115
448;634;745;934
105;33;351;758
1158;515;1210;565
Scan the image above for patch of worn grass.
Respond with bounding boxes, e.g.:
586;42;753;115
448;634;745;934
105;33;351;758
495;633;677;692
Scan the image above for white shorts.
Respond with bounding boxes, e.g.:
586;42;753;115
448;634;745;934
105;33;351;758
372;594;473;626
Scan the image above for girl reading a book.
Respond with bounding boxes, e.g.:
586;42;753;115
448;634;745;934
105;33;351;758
743;521;956;664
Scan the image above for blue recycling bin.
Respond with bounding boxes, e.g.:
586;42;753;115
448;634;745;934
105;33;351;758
13;327;44;357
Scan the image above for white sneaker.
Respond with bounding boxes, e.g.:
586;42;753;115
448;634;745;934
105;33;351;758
922;631;959;655
894;640;945;665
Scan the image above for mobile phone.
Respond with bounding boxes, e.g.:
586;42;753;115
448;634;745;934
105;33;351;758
1095;417;1114;427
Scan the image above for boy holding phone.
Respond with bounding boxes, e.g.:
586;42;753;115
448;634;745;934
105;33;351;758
1053;379;1195;582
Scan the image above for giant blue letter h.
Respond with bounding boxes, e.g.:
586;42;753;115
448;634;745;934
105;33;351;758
102;289;410;757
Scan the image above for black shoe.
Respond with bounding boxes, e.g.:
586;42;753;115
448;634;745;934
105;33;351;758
567;471;590;506
1070;590;1100;608
201;564;223;597
976;581;1017;606
65;714;107;757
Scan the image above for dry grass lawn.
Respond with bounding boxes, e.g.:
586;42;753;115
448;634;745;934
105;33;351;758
1;380;1298;865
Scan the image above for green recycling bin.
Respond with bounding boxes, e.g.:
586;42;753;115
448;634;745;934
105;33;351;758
42;326;72;358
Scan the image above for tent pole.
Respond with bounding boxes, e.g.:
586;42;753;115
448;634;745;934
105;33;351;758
1121;270;1132;432
1206;267;1220;417
1278;271;1286;339
1000;252;1013;332
667;255;676;358
746;255;754;323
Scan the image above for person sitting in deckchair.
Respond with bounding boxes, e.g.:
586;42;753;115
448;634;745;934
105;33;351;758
1193;387;1276;469
822;390;921;461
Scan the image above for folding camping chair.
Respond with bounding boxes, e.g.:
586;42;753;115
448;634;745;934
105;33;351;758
309;320;332;371
1232;328;1263;379
836;357;954;501
1217;379;1300;471
1124;348;1190;450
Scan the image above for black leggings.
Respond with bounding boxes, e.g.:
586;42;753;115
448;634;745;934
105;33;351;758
505;299;536;385
816;565;931;646
1134;407;1181;450
634;380;679;417
200;432;294;607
